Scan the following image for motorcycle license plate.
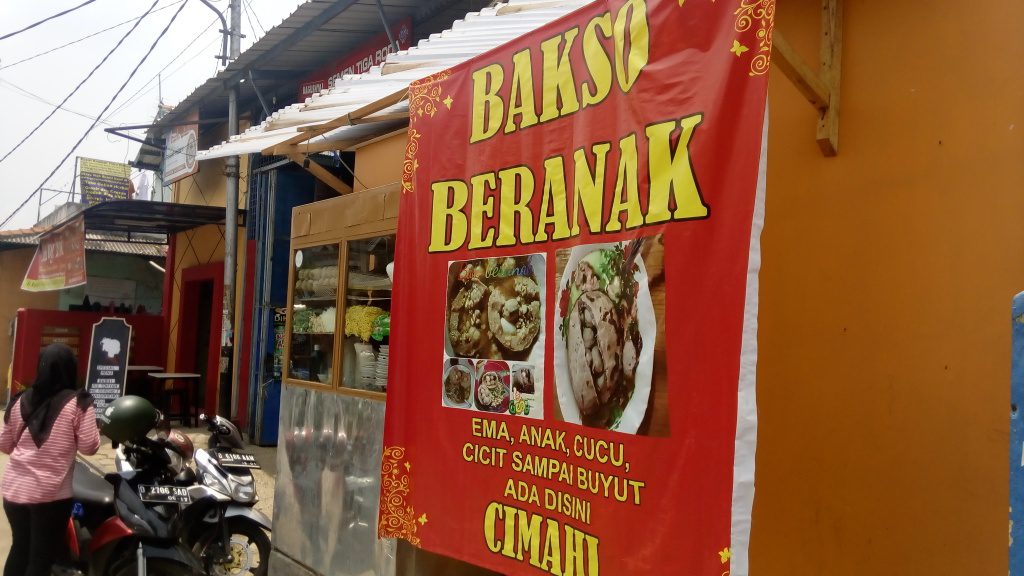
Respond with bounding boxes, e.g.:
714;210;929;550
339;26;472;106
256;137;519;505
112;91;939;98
216;451;261;469
139;485;191;504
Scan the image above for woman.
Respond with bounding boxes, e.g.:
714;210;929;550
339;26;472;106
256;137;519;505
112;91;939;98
0;343;100;576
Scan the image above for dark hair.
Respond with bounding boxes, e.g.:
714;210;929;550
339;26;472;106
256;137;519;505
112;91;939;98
29;343;79;406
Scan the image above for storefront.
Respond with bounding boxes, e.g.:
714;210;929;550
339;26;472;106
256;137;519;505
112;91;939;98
198;0;1024;574
4;200;239;410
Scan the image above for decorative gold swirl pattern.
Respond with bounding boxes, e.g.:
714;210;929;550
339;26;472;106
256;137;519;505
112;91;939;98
379;446;424;545
734;0;775;76
402;129;421;194
409;70;453;118
403;70;452;193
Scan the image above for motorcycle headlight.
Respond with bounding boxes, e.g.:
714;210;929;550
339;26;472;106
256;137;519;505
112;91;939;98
231;482;255;503
202;471;231;495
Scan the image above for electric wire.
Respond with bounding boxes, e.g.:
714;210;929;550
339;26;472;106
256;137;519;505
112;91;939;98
107;16;219;118
248;0;266;35
244;0;266;37
0;0;99;42
243;4;260;42
0;0;186;71
0;0;163;167
0;78;114;126
0;1;189;230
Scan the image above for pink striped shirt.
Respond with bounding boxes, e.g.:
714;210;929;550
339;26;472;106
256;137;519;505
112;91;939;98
0;398;101;503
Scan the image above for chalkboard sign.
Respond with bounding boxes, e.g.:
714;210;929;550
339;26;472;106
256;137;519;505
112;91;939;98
85;318;132;411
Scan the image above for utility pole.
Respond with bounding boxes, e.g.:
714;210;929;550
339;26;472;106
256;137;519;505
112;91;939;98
220;0;242;418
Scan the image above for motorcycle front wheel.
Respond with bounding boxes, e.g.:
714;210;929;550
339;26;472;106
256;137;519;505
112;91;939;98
112;557;199;576
194;518;270;576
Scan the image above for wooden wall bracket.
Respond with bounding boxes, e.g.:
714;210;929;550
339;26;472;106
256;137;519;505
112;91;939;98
287;153;353;196
771;0;842;156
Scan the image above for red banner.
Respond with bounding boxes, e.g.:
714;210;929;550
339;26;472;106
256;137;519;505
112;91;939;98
22;216;87;292
381;1;771;574
297;18;413;99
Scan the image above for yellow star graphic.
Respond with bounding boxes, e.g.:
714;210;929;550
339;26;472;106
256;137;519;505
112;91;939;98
443;95;453;109
404;462;411;471
719;547;732;564
418;514;428;525
730;40;748;57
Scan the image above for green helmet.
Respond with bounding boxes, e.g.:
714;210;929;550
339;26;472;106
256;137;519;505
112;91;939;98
98;395;158;443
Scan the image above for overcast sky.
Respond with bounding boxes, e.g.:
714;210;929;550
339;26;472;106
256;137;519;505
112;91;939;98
0;0;306;230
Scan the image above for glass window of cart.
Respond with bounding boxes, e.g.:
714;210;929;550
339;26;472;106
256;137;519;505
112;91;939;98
340;235;394;392
290;245;339;384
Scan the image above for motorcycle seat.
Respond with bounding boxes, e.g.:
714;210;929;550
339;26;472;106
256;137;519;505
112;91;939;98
72;461;114;506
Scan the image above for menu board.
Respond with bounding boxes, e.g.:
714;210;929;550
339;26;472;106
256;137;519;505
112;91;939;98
380;0;771;574
85;318;132;411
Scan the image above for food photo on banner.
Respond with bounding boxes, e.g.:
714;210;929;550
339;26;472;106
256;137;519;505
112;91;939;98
380;0;772;574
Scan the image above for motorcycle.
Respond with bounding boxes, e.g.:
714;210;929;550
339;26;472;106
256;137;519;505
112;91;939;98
59;458;206;576
115;415;272;576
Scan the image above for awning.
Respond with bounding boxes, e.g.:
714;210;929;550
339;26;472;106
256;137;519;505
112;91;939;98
198;0;591;159
73;200;244;236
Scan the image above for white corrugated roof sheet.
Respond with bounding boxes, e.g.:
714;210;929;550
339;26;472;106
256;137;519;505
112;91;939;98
198;0;590;160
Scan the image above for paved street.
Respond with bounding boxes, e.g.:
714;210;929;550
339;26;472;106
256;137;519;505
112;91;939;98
0;427;275;569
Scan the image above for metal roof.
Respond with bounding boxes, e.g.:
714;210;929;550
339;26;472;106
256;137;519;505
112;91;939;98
0;201;241;255
74;200;245;236
132;0;493;167
198;0;591;159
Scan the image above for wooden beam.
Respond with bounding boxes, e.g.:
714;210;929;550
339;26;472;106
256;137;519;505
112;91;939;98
771;33;829;111
282;136;377;155
816;0;842;156
276;87;410;148
286;153;353;196
297;111;409;131
768;0;842;156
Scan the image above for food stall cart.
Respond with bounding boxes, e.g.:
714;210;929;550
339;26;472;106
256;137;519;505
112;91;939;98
275;184;401;575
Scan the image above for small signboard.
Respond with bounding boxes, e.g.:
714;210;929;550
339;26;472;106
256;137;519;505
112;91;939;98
21;215;87;292
163;110;199;184
78;158;133;204
85;318;132;411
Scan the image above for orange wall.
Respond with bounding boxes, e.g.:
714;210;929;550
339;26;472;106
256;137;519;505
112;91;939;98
750;1;1023;574
0;249;60;394
353;131;407;192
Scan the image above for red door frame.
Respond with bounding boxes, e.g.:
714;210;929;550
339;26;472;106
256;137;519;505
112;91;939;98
175;263;223;418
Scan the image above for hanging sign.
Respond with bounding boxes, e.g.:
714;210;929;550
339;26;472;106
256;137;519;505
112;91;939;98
21;215;87;292
78;157;133;204
164;110;199;184
85;317;132;412
380;0;772;574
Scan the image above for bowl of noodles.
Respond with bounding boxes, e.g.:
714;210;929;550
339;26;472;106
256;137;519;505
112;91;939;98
474;361;510;413
442;362;473;408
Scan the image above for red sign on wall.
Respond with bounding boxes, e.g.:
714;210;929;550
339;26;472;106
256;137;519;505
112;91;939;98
297;18;413;99
380;0;772;574
22;215;87;292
